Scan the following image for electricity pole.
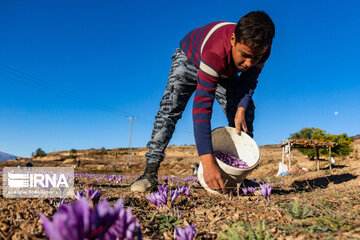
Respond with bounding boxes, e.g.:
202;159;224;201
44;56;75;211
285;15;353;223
126;117;137;167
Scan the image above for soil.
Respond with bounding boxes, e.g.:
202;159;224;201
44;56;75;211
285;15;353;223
0;140;359;239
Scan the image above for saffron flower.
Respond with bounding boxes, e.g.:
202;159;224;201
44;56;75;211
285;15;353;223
164;176;176;185
247;187;257;195
171;189;180;203
171;186;190;203
146;192;168;209
147;185;191;208
177;185;190;196
146;185;168;209
242;187;248;196
174;224;196;240
59;197;67;206
107;174;118;182
259;183;272;201
183;176;199;184
39;198;142;240
74;186;101;205
214;152;249;168
257;179;264;184
158;184;169;196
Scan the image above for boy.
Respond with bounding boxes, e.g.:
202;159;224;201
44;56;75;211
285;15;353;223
131;11;275;192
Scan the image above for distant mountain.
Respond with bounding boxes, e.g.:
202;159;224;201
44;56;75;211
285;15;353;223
0;151;17;162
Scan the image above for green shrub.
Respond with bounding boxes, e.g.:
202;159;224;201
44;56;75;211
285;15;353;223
32;148;46;157
290;127;353;159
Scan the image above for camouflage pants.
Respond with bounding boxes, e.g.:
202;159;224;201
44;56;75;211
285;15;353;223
146;48;255;164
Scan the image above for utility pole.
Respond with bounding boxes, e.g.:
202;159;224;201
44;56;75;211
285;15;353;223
126;117;137;167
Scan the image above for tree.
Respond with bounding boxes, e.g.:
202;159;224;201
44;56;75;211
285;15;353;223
290;127;353;159
32;148;46;157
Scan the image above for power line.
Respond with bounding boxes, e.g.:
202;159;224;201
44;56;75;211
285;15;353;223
0;63;195;136
0;63;132;117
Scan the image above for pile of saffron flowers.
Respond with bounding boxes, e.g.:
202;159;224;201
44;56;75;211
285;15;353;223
39;187;142;240
214;151;249;168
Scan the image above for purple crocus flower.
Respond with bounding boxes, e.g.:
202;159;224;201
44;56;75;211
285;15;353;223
147;184;191;208
146;187;168;209
102;200;143;240
74;186;101;205
164;177;169;184
242;187;248;196
107;174;118;182
171;189;180;203
168;176;175;184
59;197;67;206
158;184;169;196
174;224;196;240
117;176;123;183
259;183;272;201
247;187;257;195
172;186;191;203
183;177;190;182
177;186;190;196
190;176;200;185
183;176;199;184
39;198;142;240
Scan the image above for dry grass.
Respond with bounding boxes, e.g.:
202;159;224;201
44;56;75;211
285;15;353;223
0;140;359;239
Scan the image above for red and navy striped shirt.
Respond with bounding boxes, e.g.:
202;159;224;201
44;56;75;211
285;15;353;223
180;21;271;156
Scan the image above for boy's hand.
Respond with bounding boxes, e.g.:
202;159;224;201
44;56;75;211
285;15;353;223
235;107;247;134
200;154;224;192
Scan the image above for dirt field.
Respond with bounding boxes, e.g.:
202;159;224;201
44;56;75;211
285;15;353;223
0;139;359;239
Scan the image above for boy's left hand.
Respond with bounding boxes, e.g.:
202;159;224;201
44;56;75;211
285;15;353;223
235;107;247;134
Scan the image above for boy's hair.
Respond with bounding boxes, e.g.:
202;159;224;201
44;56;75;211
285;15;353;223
235;11;275;49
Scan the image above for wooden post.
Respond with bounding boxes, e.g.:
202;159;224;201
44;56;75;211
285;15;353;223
329;146;332;170
316;147;320;171
282;144;285;164
288;141;291;169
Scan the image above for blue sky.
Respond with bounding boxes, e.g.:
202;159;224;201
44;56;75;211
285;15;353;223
1;0;359;157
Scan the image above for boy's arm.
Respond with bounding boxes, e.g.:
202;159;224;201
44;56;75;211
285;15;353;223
200;154;224;191
235;46;272;134
193;51;225;191
237;46;271;110
193;51;224;156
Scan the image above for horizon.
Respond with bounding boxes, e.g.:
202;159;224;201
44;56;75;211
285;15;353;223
3;132;360;159
1;0;359;157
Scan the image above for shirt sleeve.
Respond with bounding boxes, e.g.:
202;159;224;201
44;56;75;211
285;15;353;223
193;51;225;156
237;46;272;109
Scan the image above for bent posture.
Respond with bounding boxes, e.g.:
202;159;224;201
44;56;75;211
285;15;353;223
131;11;275;192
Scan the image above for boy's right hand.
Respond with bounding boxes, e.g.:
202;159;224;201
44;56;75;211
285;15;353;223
200;154;224;192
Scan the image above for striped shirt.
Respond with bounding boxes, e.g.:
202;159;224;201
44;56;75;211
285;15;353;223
180;21;271;156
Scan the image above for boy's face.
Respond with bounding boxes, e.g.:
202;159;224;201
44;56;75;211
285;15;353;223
231;33;268;72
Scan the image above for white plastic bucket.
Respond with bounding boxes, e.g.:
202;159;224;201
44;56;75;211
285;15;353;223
197;127;260;194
